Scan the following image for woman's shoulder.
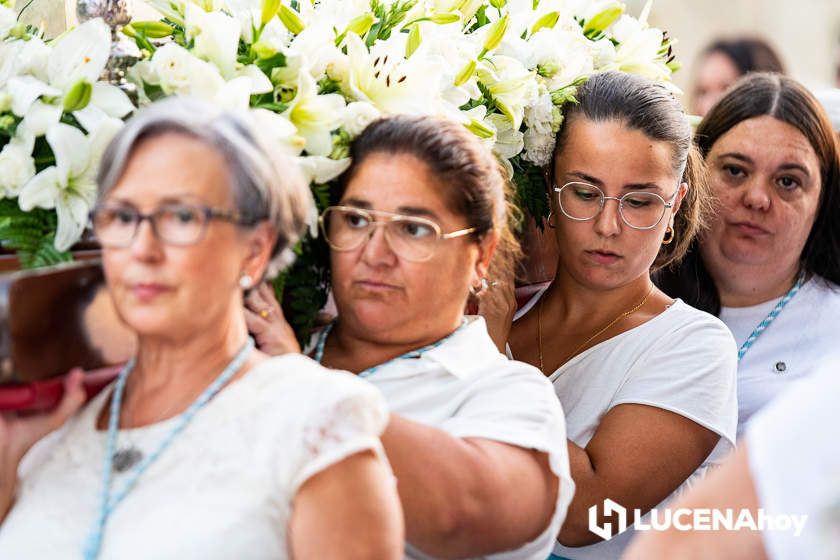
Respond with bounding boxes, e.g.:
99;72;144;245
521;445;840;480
625;298;736;347
236;354;386;420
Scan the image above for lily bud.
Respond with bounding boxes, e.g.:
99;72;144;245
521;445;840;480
261;0;281;25
479;14;508;58
0;92;12;113
530;11;559;35
252;40;278;59
429;12;460;24
489;0;506;7
277;4;305;35
583;4;624;37
454;59;477;86
465;119;495;139
63;80;93;113
346;13;376;36
406;24;421;58
123;21;174;39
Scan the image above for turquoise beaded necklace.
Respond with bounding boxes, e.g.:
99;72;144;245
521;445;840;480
83;337;254;559
737;271;806;361
313;319;469;376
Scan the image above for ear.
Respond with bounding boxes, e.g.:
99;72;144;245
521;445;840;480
473;230;500;283
240;222;278;282
670;182;689;224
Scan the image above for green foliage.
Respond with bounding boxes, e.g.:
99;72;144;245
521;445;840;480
365;0;416;46
0;199;72;268
511;156;550;231
271;181;335;344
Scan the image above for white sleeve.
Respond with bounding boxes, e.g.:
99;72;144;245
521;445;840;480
746;367;840;559
611;313;739;464
438;361;575;560
283;369;391;498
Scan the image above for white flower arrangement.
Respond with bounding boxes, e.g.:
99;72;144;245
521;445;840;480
0;0;678;335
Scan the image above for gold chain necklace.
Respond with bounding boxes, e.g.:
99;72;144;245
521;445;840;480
537;285;655;374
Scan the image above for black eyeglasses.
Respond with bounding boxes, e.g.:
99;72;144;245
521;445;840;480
91;203;248;248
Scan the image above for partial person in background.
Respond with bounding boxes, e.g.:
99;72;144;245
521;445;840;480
814;88;840;135
624;365;840;560
691;37;785;116
657;73;840;435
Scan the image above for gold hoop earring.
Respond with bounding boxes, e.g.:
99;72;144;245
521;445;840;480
662;226;674;245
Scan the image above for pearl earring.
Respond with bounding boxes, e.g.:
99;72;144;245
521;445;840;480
239;274;253;290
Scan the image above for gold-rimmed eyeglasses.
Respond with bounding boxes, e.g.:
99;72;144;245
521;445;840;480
554;182;679;230
319;206;476;262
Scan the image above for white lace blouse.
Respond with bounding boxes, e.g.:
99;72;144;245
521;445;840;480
0;354;390;559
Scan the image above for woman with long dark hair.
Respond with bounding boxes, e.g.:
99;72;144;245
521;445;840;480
657;73;840;434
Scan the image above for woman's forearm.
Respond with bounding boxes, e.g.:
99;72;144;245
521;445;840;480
381;415;557;558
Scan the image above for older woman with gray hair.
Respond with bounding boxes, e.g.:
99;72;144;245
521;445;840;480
0;97;403;559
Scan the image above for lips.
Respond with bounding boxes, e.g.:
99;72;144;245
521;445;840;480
729;220;771;236
585;250;622;265
354;279;402;291
130;283;172;300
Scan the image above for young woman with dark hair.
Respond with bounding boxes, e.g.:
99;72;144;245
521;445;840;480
487;71;739;559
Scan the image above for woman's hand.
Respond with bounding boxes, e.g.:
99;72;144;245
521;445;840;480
1;369;86;521
244;282;301;355
477;277;517;353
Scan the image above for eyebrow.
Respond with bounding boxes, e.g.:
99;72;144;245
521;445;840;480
341;198;441;220
107;194;202;206
716;153;812;177
565;171;663;191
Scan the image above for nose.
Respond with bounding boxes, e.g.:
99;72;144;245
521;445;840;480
129;218;164;262
360;223;398;267
593;197;622;237
741;176;772;212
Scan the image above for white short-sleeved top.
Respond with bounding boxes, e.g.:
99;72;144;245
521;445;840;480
719;276;840;435
747;366;840;559
318;316;575;560
0;354;389;560
516;292;738;560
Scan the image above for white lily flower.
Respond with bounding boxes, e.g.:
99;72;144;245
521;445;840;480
186;4;241;79
18;118;123;250
287;22;345;81
145;0;187;25
0;5;15;40
486;112;525;160
7;19;133;132
248;108;306;156
47;19;111;92
0;127;36;198
296;155;351;184
606;16;671;83
284;70;345;156
343;33;446;115
477;55;538;130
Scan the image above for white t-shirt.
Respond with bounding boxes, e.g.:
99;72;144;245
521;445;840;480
516;291;738;560
0;354;389;559
747;365;840;559
719;276;840;435
315;316;575;560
